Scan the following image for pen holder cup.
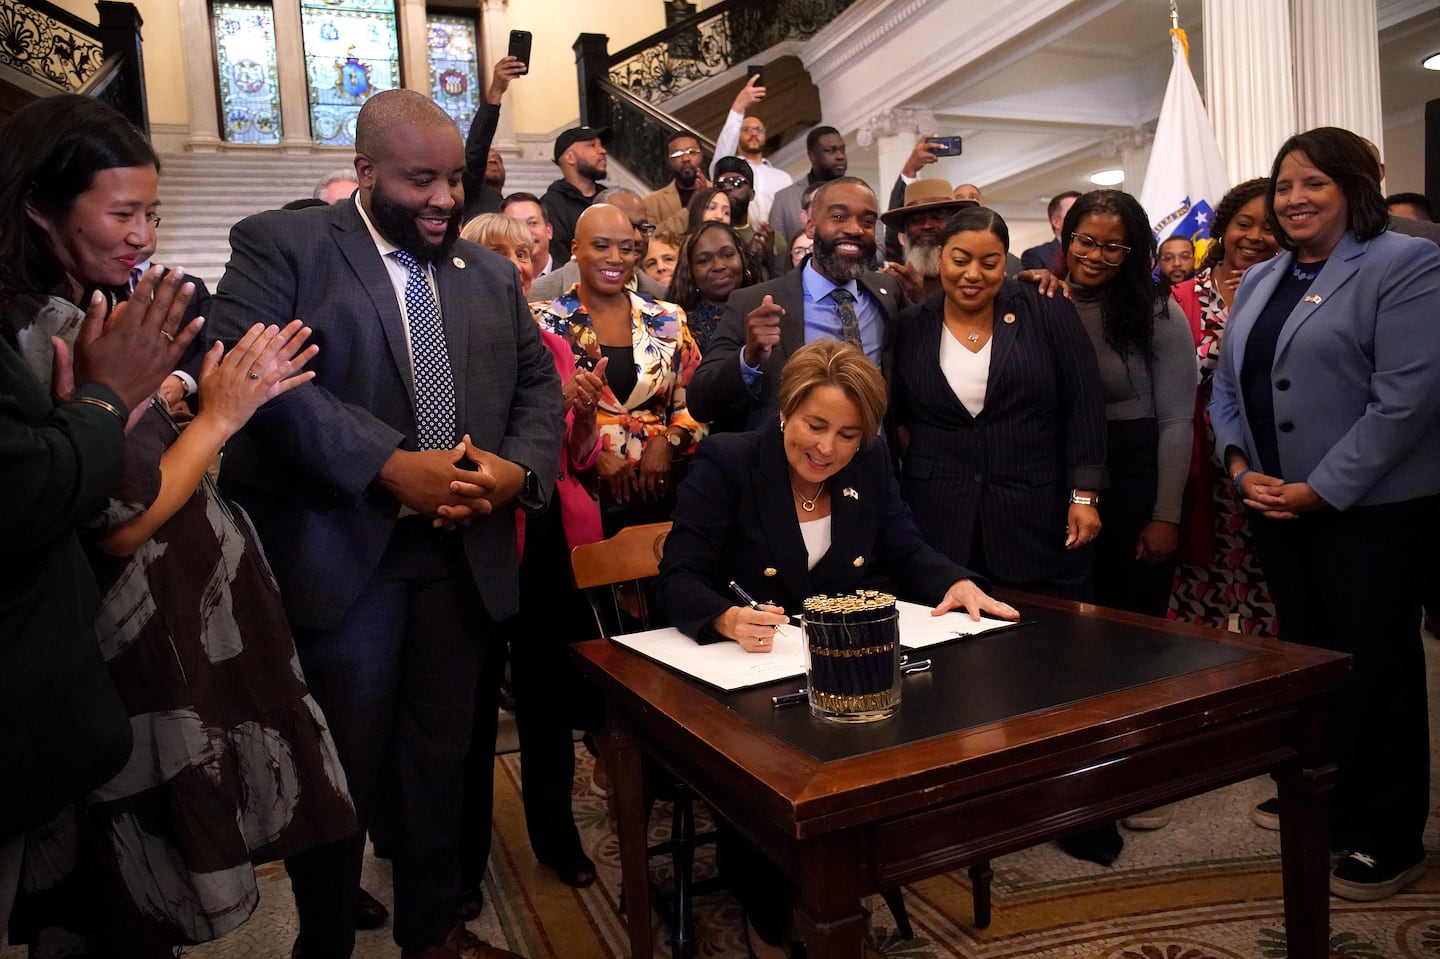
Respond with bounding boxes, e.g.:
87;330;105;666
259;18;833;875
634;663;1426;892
801;608;901;723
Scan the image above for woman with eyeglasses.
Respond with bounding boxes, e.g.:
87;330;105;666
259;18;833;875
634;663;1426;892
1051;190;1194;864
1211;127;1440;900
1060;190;1195;619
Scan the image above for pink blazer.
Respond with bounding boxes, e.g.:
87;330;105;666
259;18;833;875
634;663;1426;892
516;329;604;559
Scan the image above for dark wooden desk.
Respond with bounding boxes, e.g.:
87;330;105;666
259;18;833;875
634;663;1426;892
574;593;1351;959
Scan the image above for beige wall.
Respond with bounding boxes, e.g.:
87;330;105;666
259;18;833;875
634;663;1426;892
52;0;192;128
1383;117;1426;197
504;0;715;135
54;0;723;138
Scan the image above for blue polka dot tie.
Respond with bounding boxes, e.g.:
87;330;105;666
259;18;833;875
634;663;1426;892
393;250;455;450
830;287;861;348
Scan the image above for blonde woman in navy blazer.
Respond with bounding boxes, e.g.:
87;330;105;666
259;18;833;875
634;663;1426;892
1210;127;1440;903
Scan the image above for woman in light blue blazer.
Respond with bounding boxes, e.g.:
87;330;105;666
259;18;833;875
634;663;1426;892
1210;126;1440;903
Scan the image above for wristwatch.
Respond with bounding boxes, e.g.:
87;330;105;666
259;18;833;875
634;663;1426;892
666;430;686;449
518;467;542;509
1069;490;1099;506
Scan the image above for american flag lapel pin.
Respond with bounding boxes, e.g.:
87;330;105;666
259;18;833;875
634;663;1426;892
842;487;859;500
1303;294;1322;305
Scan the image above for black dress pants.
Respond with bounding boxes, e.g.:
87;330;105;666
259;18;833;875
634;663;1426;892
460;502;602;887
1094;418;1175;617
1251;494;1437;861
285;520;487;957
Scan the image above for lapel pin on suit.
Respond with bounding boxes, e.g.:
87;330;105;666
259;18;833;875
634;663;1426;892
1303;294;1322;305
452;256;466;269
763;567;778;577
1003;312;1016;324
842;487;859;500
853;556;866;567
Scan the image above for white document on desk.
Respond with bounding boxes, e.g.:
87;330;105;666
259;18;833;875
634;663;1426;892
894;599;1018;649
609;625;807;691
611;602;1016;690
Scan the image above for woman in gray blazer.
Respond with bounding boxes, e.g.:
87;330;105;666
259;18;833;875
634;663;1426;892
1210;126;1440;903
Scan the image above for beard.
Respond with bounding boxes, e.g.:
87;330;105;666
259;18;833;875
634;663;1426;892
904;240;943;279
484;171;504;191
811;231;876;282
370;179;460;263
577;157;607;182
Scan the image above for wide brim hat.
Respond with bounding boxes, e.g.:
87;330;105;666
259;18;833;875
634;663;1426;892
880;178;978;230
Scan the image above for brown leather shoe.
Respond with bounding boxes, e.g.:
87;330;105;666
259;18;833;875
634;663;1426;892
400;925;525;959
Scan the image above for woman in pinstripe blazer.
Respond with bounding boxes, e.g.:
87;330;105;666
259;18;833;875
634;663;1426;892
894;207;1108;599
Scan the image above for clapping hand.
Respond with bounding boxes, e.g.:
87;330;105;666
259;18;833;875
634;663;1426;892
197;321;318;432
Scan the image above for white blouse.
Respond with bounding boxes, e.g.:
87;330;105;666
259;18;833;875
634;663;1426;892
799;515;832;571
939;330;991;418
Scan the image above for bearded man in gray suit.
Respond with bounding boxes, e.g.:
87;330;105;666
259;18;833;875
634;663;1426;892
208;89;560;959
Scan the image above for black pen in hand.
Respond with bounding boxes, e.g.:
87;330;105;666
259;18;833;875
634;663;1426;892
728;580;787;639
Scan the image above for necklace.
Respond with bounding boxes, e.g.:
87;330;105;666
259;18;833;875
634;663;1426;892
1290;260;1325;281
792;479;825;512
966;331;980;343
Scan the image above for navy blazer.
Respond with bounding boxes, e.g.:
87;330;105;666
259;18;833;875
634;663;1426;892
208;199;564;630
1210;229;1440;510
657;422;978;641
686;266;905;430
893;282;1107;585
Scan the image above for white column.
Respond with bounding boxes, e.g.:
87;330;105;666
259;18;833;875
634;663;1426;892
1291;0;1384;152
398;0;429;93
480;0;517;154
855;106;935;202
273;0;314;153
1119;127;1154;193
179;0;222;152
1203;0;1295;182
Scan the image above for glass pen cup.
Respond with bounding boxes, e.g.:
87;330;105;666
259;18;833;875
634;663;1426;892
800;597;901;722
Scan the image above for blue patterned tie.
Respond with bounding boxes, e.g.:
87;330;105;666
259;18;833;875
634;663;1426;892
830;287;861;348
393;250;455;450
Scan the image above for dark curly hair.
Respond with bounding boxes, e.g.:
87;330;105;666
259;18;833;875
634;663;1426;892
666;221;758;311
1265;127;1388;251
1058;189;1160;358
1199;177;1271;271
0;95;158;318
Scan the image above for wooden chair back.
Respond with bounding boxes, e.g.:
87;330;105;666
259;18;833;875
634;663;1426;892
570;522;672;637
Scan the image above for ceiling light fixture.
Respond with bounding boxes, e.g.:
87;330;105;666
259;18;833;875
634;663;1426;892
1423;52;1440;71
1089;169;1125;186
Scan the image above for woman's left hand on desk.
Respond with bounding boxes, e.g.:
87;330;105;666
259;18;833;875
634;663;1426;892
933;580;1020;622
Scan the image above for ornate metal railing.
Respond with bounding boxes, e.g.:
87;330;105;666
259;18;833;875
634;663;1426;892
574;0;851;190
607;0;853;108
0;0;148;132
587;75;716;190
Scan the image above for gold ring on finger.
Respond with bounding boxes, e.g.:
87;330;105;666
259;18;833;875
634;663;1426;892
161;331;175;343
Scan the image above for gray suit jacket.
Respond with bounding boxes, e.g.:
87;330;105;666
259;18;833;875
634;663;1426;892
686;266;905;431
208;200;563;630
1210;229;1440;511
528;258;667;305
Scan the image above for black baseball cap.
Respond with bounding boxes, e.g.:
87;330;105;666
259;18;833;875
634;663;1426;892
714;156;753;185
553;126;611;163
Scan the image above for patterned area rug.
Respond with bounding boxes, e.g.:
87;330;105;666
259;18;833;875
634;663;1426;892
4;641;1437;959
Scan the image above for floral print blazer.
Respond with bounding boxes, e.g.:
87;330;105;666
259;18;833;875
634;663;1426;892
533;285;707;465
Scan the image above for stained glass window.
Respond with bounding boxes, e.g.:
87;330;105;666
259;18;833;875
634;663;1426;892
300;0;400;147
212;1;282;144
427;13;480;138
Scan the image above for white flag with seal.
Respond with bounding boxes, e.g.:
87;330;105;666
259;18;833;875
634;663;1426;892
1138;28;1230;251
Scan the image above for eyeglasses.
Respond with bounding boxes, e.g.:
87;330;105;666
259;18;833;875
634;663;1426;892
716;176;748;190
741;124;766;134
632;220;657;237
148;213;162;228
1069;232;1130;264
668;147;702;160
